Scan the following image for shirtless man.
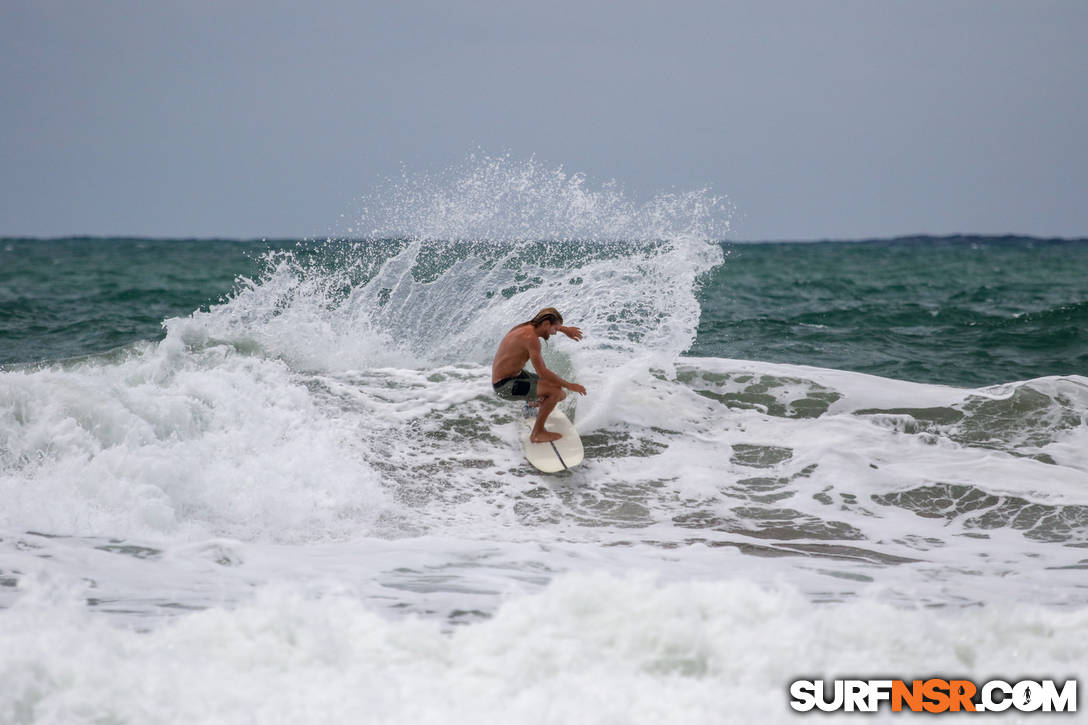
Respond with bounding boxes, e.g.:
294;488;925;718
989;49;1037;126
491;307;587;443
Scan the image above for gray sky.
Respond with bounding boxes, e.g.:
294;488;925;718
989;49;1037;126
3;0;1086;240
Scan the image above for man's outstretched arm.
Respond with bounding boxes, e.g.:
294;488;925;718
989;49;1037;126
559;325;583;341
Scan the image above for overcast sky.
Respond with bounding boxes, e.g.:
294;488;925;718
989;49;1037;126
2;0;1086;240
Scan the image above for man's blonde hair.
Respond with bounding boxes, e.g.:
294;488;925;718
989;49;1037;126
525;307;563;327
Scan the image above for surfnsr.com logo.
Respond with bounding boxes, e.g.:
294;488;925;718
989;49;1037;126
789;679;1077;713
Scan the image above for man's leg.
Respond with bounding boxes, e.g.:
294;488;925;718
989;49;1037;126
530;380;566;443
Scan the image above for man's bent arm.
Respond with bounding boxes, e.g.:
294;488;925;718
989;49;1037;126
528;342;573;389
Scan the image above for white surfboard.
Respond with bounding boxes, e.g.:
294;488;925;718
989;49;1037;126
520;408;584;473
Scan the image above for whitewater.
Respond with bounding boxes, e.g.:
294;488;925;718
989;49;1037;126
1;158;1085;723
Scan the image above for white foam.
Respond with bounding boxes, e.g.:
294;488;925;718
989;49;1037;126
3;349;1087;614
0;339;393;543
2;574;1084;724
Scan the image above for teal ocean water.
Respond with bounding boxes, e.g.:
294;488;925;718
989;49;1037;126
695;237;1088;387
3;236;1085;388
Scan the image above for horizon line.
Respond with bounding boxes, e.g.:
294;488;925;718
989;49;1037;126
2;233;1087;244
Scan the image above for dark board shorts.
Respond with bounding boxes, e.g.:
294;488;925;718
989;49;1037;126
493;370;539;400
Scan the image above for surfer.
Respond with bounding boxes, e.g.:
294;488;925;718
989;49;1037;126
492;307;587;443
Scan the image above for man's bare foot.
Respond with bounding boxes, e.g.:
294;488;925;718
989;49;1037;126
530;430;562;443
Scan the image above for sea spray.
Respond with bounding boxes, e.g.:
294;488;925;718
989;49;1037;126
171;156;731;375
161;157;731;441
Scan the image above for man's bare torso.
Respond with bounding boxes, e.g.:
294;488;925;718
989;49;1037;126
491;324;536;384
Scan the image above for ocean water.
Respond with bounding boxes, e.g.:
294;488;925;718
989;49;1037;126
1;160;1087;723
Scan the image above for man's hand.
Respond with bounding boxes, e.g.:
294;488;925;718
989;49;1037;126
566;382;587;396
560;325;583;342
